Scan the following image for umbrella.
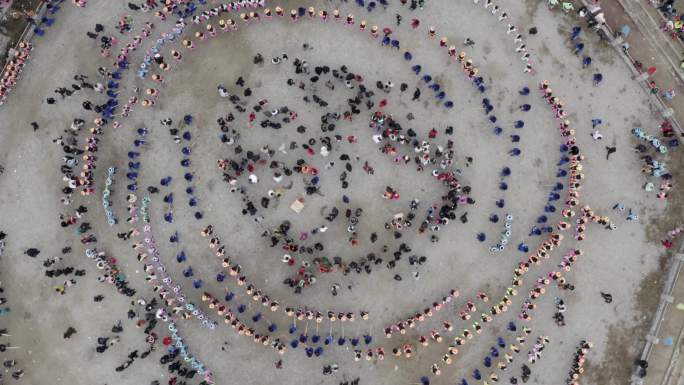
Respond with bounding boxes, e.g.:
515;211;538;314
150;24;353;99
25;248;40;258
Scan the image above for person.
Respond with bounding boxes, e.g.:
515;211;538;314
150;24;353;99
570;26;581;40
593;73;603;86
64;327;77;338
600;292;613;303
627;209;638;221
217;85;230;98
605;146;616;159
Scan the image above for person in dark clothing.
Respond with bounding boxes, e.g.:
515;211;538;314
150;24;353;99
600;292;613;303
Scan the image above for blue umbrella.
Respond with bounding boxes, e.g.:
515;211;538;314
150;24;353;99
484;356;492;367
490;346;499;357
176;251;186;263
497;337;506;348
364;335;372;345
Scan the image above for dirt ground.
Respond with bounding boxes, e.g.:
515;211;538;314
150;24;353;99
0;1;679;385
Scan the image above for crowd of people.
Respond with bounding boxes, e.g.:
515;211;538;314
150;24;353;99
0;42;32;106
0;0;659;383
211;58;469;290
565;340;591;385
124;3;600;384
